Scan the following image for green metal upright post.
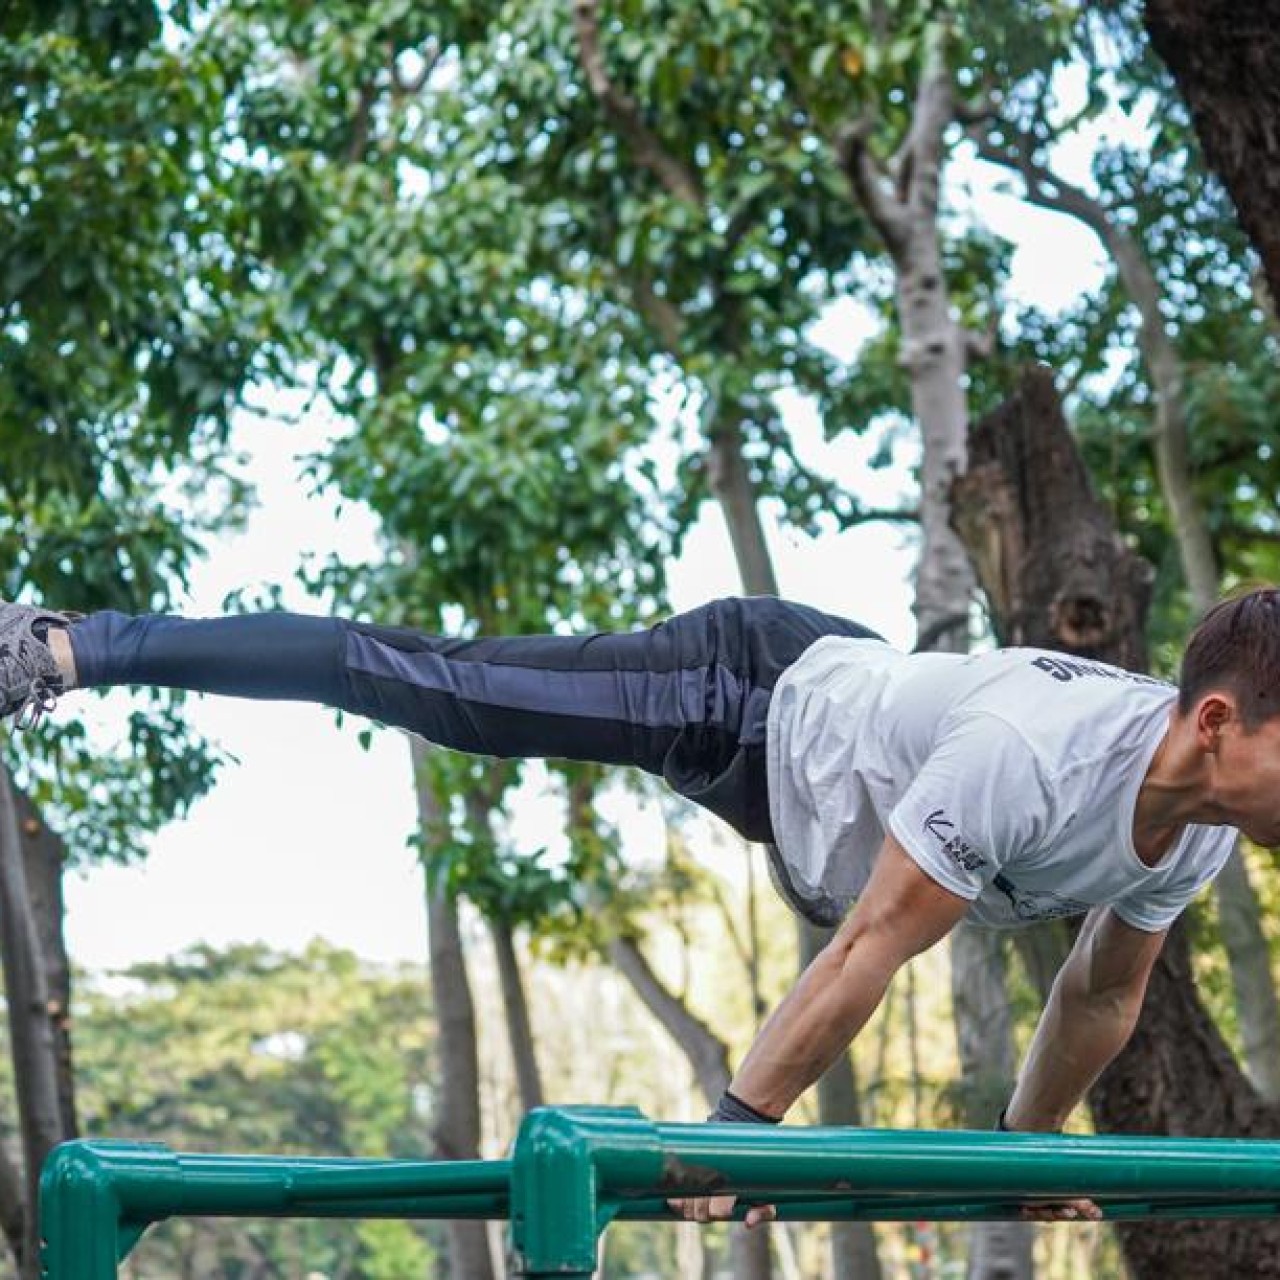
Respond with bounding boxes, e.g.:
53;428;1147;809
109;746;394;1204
508;1107;664;1276
40;1142;175;1280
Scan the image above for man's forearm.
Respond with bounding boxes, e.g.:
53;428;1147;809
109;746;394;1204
1006;979;1139;1131
728;936;898;1119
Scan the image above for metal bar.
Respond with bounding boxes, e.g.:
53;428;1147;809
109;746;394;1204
40;1109;1280;1280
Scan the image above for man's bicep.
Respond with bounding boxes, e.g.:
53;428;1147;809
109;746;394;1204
1072;906;1168;998
837;832;973;963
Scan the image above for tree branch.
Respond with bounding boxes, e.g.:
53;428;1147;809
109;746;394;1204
837;504;920;529
898;23;956;222
629;275;683;355
834;116;911;259
568;0;704;206
964;324;996;362
968;122;1114;241
391;39;442;98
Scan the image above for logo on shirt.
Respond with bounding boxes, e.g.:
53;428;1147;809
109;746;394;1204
923;809;988;873
1029;655;1169;689
993;873;1091;922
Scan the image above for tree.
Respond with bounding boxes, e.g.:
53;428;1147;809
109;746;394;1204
1141;0;1280;306
1;5;262;1267
952;364;1280;1279
73;941;438;1278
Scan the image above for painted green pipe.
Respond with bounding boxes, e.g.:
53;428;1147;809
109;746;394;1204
40;1107;1280;1280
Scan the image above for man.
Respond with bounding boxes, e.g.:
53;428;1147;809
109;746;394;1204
1;589;1268;1224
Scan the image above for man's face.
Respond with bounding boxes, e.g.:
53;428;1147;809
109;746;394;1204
1207;704;1280;846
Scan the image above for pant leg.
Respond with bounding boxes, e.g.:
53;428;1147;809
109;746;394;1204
67;600;879;844
672;597;882;842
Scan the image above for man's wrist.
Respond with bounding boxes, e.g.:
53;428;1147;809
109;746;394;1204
710;1089;783;1124
997;1104;1063;1134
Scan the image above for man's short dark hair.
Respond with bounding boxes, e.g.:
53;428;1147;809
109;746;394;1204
1179;587;1280;729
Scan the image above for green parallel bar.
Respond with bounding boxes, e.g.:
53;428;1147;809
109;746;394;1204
612;1194;1280;1222
648;1121;1280;1200
41;1108;1280;1280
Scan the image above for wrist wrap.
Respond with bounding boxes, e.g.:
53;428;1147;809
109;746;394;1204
710;1089;781;1124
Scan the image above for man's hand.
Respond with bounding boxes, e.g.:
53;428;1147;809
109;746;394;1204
1019;1199;1102;1222
668;1195;777;1228
667;1091;783;1226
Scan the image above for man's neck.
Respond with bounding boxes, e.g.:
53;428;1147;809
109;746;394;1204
1133;711;1218;864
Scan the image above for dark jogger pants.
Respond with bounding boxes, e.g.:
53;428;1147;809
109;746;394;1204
68;597;879;845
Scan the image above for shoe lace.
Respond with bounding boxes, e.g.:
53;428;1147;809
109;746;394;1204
13;677;58;731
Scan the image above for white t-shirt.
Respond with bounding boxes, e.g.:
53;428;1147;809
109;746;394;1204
765;637;1236;932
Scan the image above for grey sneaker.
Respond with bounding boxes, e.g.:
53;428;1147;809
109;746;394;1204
0;601;71;729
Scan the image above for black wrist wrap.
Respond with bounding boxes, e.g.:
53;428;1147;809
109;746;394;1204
710;1089;781;1124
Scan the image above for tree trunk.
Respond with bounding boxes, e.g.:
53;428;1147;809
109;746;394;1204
460;787;546;1119
971;133;1280;1092
409;740;495;1280
704;411;779;600
608;932;772;1277
951;363;1280;1277
13;791;76;1136
798;924;884;1280
844;31;1026;1276
0;765;66;1280
951;924;1035;1280
1143;0;1280;306
489;919;545;1114
608;935;731;1104
1213;844;1280;1099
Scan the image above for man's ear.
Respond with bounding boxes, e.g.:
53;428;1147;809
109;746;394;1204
1196;693;1236;748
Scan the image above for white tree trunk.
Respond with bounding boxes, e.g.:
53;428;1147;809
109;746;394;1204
1215;845;1280;1099
895;236;975;654
952;924;1036;1279
840;30;1028;1278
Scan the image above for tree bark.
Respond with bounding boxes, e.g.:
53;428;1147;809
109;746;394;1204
13;791;77;1136
1143;0;1280;307
409;740;495;1280
951;923;1035;1280
1213;845;1280;1100
842;31;1026;1277
798;924;884;1280
972;126;1280;1104
0;765;66;1280
488;919;545;1114
951;363;1280;1277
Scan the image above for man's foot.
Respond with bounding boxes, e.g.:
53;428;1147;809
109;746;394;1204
0;601;74;729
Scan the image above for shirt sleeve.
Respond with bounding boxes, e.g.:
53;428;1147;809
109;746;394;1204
887;712;1054;900
1111;830;1236;933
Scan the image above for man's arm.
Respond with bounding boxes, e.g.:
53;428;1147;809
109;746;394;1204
1005;906;1167;1133
729;833;971;1118
672;833;969;1226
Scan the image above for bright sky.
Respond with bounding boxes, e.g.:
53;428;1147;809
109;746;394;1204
61;106;1121;975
